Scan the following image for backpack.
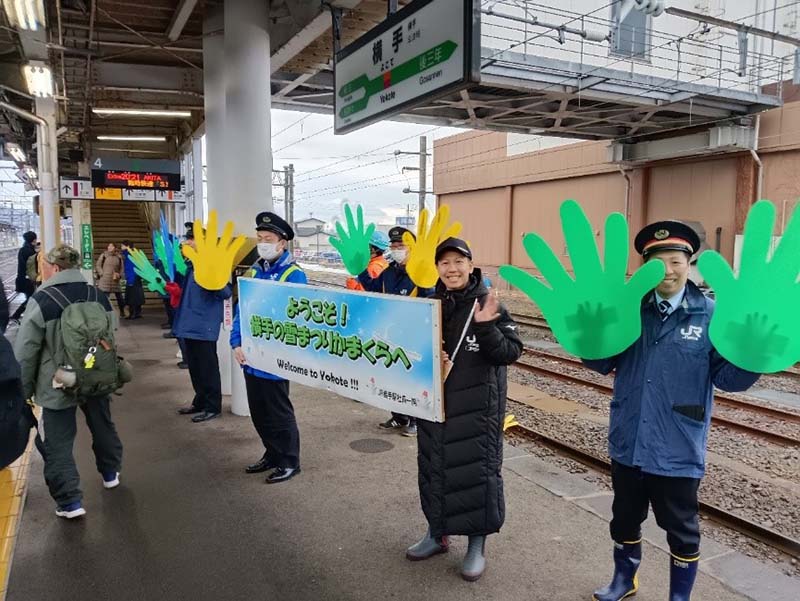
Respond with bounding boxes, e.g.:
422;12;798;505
0;335;36;469
41;286;130;399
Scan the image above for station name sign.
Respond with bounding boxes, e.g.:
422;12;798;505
91;156;181;191
334;0;480;134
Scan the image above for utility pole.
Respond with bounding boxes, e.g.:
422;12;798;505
396;135;432;217
286;163;295;254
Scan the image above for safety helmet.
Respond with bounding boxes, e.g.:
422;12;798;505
369;230;390;251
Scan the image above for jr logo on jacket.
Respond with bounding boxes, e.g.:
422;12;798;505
465;335;480;353
680;325;703;341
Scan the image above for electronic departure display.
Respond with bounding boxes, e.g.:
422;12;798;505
92;170;180;190
90;156;182;191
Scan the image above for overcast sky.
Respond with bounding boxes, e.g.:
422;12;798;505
268;109;463;227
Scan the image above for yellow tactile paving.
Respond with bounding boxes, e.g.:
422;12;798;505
0;420;39;601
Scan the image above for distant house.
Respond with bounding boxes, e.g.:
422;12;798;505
294;217;332;254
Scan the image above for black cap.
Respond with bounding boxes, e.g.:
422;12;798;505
436;237;472;262
23;231;36;243
388;226;414;243
634;220;701;258
256;211;294;240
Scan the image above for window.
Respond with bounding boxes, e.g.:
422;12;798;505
611;2;651;60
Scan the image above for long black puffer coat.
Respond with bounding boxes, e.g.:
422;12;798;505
418;270;523;538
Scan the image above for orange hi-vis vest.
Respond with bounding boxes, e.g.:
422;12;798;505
346;255;389;291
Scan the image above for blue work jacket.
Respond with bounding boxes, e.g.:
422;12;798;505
230;251;307;381
357;261;433;297
172;264;232;342
583;281;759;479
122;250;139;285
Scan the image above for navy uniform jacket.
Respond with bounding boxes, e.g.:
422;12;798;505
173;264;232;342
357;261;433;297
583;281;759;479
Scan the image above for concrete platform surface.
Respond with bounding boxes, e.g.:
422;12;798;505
7;318;754;601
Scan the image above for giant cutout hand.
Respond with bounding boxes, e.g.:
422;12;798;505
181;210;246;291
499;200;664;359
698;200;800;373
405;205;462;289
329;204;375;276
172;238;188;276
128;248;167;295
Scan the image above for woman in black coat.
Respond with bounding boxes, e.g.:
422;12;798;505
10;231;37;320
408;237;522;581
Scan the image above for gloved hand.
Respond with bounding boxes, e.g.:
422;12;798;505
698;200;800;373
328;204;375;276
499;200;664;360
165;281;183;309
128;248;168;295
404;205;462;289
181;210;246;291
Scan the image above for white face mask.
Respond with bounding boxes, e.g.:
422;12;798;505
391;249;408;264
257;242;282;261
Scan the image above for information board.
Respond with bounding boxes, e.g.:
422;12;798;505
334;0;480;134
91;157;181;191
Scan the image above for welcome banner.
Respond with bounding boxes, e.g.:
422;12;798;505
238;278;445;422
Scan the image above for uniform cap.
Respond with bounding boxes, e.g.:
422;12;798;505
634;220;700;258
435;237;472;262
388;226;414;243
256;211;295;240
45;244;80;269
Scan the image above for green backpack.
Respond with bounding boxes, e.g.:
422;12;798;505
41;286;129;399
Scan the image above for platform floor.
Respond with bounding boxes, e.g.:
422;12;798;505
5;319;759;601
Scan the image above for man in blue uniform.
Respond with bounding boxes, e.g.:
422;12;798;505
585;221;759;601
231;211;307;484
357;226;433;436
174;226;233;423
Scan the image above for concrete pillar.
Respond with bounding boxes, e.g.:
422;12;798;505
203;0;272;414
35;97;59;252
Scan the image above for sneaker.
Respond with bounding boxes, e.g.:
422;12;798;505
102;471;120;489
56;501;86;519
402;423;417;437
378;417;406;430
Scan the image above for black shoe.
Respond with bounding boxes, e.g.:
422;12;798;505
163;332;177;339
192;411;220;423
133;314;143;320
177;405;202;415
177;361;189;369
378;417;407;430
161;323;171;329
245;457;275;474
265;466;300;484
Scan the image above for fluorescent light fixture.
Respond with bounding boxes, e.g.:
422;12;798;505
92;108;192;118
22;61;54;98
96;135;168;142
2;0;46;31
4;142;27;163
23;165;37;180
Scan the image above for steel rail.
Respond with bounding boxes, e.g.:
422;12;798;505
513;359;800;447
506;423;800;559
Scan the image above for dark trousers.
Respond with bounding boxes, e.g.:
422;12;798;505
163;298;175;326
112;291;125;315
609;460;701;557
10;280;35;319
41;397;123;506
244;373;299;468
184;338;222;413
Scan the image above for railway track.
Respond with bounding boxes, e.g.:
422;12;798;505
507;422;800;560
515;349;800;447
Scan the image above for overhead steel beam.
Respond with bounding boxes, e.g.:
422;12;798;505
92;62;203;93
167;0;200;42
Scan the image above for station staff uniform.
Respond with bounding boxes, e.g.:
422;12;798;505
584;221;760;601
230;212;307;484
357;226;433;434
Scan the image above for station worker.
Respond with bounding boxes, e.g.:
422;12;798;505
357;225;433;436
409;237;522;581
346;229;389;290
583;221;760;601
231;211;307;484
174;226;233;423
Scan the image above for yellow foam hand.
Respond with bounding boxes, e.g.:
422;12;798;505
404;205;463;289
181;210;246;291
503;414;519;432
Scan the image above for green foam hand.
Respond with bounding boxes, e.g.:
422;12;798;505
129;248;167;295
172;238;187;276
328;204;376;276
697;200;800;373
153;234;170;278
499;200;665;359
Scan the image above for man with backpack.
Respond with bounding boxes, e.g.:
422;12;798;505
14;244;126;519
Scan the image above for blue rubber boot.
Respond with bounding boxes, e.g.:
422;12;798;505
669;554;699;601
405;528;448;561
593;541;641;601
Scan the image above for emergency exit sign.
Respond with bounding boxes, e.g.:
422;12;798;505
334;0;480;134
